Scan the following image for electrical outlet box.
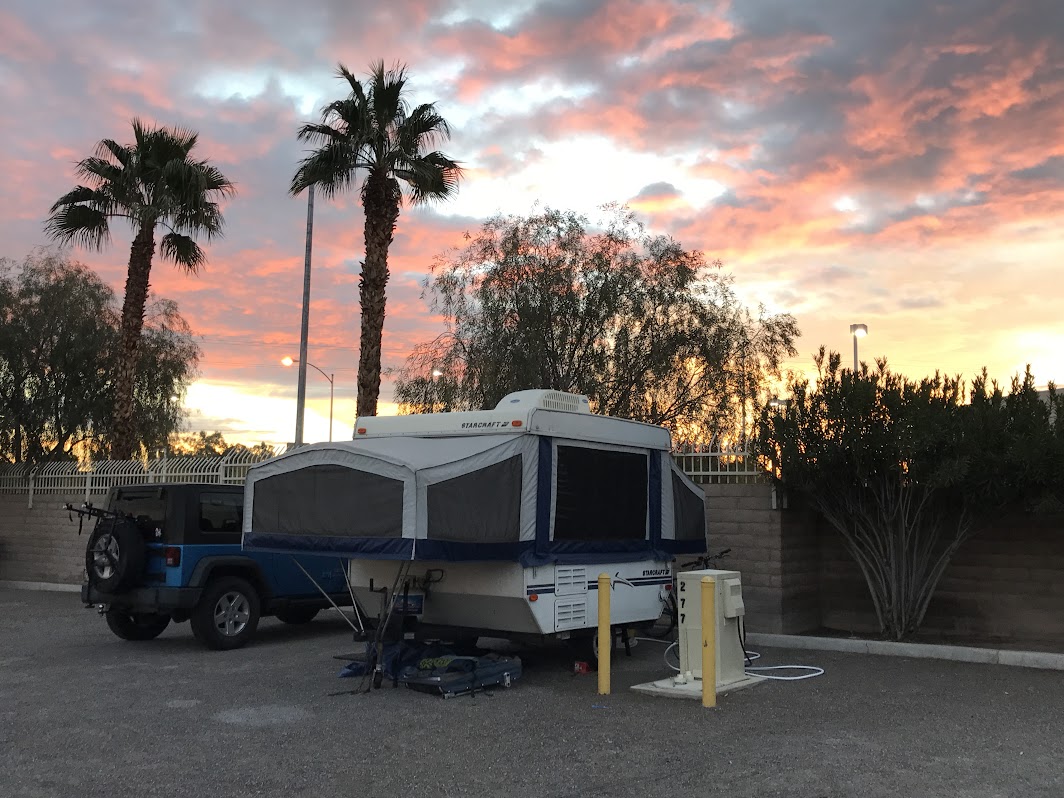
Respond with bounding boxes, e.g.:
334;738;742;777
677;569;747;689
722;577;745;619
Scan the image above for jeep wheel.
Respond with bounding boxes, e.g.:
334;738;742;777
191;577;260;651
85;520;145;593
275;607;320;625
105;610;171;641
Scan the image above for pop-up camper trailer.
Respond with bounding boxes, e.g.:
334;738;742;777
242;390;708;644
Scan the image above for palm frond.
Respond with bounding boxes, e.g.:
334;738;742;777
94;138;132;167
43;204;111;249
75;156;128;187
369;60;409;133
48;185;107;213
192;161;236;196
396;151;464;205
171;200;225;239
159;232;207;274
146;127;198;170
296;122;350;145
163;125;199;154
131;117;150;151
335;63;366;103
291;144;366;197
399;103;452;153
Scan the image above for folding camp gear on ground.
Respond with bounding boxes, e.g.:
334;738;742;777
399;653;523;699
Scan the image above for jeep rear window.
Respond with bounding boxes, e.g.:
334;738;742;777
199;492;243;534
111;493;166;535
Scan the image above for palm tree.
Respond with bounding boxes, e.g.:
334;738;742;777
44;119;234;458
291;61;462;417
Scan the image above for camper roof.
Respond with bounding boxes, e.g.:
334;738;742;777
353;389;672;451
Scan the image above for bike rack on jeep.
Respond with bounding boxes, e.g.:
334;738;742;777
64;501;123;536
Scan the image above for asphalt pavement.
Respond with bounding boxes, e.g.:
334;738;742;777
2;587;1062;798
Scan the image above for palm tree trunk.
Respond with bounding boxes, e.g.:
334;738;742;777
111;222;155;458
356;172;401;417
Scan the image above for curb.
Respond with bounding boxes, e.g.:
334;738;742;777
746;632;1064;672
0;580;80;593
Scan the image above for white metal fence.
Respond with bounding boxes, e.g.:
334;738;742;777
671;442;763;484
0;442;761;507
0;448;286;508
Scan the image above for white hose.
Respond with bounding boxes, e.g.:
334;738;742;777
634;639;823;680
745;665;825;680
631;637;681;671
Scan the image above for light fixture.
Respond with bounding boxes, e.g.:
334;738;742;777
849;323;868;371
281;356;335;442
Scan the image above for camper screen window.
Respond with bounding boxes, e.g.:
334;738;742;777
553;446;647;541
253;465;404;538
427;455;522;543
671;471;705;540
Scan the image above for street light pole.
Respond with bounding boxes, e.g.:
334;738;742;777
294;185;315;446
283;357;333;442
849;323;868;372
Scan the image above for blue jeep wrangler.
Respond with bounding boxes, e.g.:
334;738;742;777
75;483;351;650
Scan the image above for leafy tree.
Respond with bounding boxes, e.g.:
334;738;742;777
44;119;234;458
0;251;198;463
758;348;1063;640
246;441;279;459
168;431;229;457
291;61;462;418
393;206;798;441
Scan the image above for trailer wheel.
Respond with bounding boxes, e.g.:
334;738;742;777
568;633;606;666
275;607;319;625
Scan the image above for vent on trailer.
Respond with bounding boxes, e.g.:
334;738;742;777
555;599;588;630
555;566;588;596
495;390;591;414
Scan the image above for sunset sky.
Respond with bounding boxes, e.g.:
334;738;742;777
2;0;1062;446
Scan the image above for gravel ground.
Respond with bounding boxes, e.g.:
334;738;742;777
2;587;1062;798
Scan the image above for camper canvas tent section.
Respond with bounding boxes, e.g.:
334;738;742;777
241;390;708;566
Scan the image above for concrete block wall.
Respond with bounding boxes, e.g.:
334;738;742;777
820;513;1064;646
0;493;87;585
704;482;784;633
778;496;822;633
4;482;1060;650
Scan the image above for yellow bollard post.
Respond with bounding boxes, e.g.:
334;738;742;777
597;572;611;695
701;576;717;708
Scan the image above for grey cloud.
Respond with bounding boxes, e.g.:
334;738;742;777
712;190;776;211
633;181;681;200
858;147;953;190
895;294;945;311
1010;156;1064;183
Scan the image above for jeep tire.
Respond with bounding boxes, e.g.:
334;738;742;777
105;610;171;641
190;576;261;651
85;520;145;593
275;607;320;625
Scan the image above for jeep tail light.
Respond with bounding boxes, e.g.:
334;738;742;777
165;547;181;567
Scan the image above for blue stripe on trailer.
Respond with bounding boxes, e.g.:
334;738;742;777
525;577;670;595
586;577;671;590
